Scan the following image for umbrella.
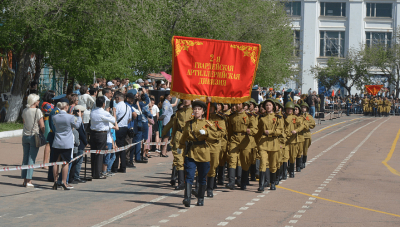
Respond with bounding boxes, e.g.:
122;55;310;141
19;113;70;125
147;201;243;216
286;88;292;93
160;72;172;82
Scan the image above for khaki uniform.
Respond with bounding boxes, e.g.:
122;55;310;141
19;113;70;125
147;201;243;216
255;113;284;173
363;98;370;113
174;107;193;170
218;110;231;167
207;113;227;177
302;113;316;157
178;119;220;162
227;111;258;171
249;112;259;166
384;100;391;113
296;116;305;158
378;99;384;113
161;115;182;169
285;114;305;164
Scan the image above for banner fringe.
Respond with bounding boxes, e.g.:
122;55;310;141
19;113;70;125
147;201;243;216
170;91;251;104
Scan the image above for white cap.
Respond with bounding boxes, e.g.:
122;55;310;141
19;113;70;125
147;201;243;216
137;79;144;83
160;81;165;85
107;81;114;86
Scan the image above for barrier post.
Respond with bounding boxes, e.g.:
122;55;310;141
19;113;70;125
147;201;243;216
83;152;92;181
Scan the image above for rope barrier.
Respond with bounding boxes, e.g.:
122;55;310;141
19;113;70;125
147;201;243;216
0;140;170;172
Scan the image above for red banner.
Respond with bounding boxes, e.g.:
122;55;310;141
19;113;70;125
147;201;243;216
171;36;261;103
365;85;384;96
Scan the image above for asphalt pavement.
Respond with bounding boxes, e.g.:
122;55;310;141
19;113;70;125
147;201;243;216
1;114;400;227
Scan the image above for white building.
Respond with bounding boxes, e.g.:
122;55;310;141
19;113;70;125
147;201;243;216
285;0;397;95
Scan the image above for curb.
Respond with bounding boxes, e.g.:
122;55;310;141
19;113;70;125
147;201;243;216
0;129;23;139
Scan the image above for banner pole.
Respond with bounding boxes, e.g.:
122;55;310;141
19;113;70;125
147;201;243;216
207;102;210;120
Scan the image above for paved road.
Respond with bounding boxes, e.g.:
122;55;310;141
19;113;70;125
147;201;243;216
1;115;400;227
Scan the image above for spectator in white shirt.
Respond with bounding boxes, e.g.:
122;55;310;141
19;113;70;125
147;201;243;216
90;96;117;179
111;92;132;173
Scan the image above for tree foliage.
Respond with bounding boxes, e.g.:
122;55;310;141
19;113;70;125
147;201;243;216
311;49;371;95
361;30;400;98
0;0;295;121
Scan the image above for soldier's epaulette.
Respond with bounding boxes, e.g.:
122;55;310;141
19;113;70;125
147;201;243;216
215;112;226;120
246;112;254;117
205;120;214;127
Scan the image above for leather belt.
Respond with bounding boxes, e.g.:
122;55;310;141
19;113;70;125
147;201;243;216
234;132;246;136
188;140;206;146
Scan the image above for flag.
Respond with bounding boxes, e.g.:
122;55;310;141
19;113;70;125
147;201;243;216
171;36;261;103
331;90;334;97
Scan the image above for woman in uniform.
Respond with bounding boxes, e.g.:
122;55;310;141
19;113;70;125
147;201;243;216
255;99;283;191
179;101;220;207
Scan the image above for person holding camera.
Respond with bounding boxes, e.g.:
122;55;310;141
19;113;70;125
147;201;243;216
90;96;117;179
51;99;82;190
110;92;132;173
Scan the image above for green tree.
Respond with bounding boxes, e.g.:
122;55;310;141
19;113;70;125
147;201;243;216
311;50;370;95
361;30;400;98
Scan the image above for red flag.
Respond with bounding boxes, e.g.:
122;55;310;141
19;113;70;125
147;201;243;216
331;90;334;97
171;36;261;103
365;85;383;96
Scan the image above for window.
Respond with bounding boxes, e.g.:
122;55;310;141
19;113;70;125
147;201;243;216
366;32;392;47
320;31;345;57
366;3;392;18
293;30;300;57
284;1;301;16
320;2;346;17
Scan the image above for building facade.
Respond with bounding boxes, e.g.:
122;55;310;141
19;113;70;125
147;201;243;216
286;0;399;95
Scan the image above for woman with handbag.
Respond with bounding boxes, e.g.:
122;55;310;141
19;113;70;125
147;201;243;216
21;94;45;187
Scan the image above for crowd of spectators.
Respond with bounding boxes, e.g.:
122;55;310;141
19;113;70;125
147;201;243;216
20;77;178;189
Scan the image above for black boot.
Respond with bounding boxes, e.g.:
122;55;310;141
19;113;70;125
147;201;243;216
207;177;214;197
213;176;218;189
279;165;283;180
197;185;206;206
282;162;288;180
258;171;265;192
240;169;248;190
264;168;270;187
236;166;242;188
255;159;260;179
170;166;177;186
270;172;276;190
303;156;307;169
275;168;280;185
300;155;304;169
175;170;185;190
250;164;256;181
192;176;199;197
217;166;225;185
289;163;295;178
296;158;302;172
182;183;192;207
225;168;236;190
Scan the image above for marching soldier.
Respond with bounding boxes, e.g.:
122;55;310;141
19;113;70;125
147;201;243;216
225;102;258;190
255;98;283;191
284;102;304;178
217;104;231;185
363;96;369;116
294;104;305;172
179;100;220;207
206;104;226;197
249;98;259;182
300;103;315;168
370;96;378;117
173;100;193;189
275;99;287;181
384;97;391;116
